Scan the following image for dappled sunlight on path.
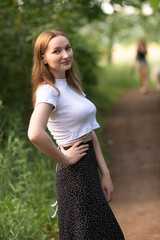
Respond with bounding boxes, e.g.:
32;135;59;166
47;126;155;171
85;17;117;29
106;89;160;240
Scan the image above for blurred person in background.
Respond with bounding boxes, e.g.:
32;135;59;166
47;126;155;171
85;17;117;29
136;38;149;94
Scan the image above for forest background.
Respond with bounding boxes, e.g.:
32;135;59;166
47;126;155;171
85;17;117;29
0;0;160;239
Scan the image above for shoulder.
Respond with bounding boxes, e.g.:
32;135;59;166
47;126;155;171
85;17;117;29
75;83;86;97
37;84;58;97
35;84;59;110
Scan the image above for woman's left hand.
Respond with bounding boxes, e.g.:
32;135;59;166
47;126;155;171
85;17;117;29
101;172;114;203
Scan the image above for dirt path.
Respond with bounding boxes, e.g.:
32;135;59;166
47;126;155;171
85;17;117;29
106;89;160;240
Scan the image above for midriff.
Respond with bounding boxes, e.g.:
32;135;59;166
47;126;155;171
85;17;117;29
60;134;92;147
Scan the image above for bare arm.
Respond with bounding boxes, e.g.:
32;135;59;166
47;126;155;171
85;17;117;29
91;131;114;202
28;103;89;166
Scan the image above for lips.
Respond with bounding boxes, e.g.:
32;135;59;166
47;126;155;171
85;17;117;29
61;60;71;65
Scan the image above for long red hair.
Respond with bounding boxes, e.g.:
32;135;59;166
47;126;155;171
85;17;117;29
32;29;82;106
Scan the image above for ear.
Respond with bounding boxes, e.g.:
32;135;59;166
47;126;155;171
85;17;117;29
43;60;47;65
42;55;47;65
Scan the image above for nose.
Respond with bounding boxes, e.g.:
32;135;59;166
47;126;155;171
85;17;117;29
62;50;70;59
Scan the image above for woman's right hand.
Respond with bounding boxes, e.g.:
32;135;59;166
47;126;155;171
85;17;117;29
60;141;89;166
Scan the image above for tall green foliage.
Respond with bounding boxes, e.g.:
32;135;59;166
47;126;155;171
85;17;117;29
0;105;59;239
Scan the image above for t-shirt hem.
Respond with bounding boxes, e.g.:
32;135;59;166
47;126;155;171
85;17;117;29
56;125;100;146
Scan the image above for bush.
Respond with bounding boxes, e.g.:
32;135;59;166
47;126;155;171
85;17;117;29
0;104;59;239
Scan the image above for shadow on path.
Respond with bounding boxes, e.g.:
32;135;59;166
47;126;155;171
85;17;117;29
106;89;160;240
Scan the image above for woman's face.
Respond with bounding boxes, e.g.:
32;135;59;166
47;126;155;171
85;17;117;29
43;35;73;79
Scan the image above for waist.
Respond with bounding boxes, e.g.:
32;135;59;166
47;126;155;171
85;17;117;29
60;134;92;147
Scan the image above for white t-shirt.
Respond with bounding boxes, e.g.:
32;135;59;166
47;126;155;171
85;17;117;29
35;79;100;145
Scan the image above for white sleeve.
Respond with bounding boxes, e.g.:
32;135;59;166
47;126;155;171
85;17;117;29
35;84;58;112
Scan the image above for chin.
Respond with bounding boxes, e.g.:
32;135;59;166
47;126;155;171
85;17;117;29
64;65;72;70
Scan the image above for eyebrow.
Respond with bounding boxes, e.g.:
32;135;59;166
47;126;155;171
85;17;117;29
53;43;71;50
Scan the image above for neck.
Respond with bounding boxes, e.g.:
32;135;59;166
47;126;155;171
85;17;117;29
49;67;66;79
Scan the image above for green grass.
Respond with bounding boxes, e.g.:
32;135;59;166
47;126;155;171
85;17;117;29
94;64;140;114
0;64;142;239
0;107;59;239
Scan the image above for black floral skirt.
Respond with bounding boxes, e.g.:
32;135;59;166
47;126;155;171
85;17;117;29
56;140;125;240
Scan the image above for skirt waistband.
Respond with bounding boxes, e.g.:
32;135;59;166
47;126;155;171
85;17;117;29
63;140;93;150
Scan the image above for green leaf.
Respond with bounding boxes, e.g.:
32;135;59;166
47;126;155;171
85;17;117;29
150;0;160;9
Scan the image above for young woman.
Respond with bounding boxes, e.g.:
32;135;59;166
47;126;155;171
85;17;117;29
28;29;125;239
136;38;149;94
